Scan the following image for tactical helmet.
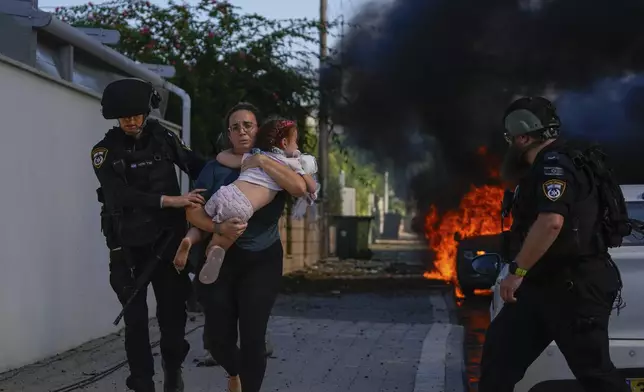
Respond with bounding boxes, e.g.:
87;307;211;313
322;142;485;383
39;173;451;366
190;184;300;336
101;78;161;120
503;96;561;138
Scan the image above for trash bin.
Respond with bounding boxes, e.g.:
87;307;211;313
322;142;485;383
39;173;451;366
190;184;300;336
381;213;402;239
332;216;374;260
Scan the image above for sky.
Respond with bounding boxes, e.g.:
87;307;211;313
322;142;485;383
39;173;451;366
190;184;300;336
36;0;370;47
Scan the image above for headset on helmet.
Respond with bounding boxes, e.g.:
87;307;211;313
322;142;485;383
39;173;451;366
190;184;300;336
101;78;161;120
503;96;561;141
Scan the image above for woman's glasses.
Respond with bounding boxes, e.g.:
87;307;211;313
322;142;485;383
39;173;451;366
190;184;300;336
229;121;256;133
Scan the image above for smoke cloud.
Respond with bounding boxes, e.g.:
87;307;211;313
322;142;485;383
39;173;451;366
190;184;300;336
327;0;644;212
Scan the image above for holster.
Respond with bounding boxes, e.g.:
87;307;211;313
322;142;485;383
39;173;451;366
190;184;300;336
98;187;121;250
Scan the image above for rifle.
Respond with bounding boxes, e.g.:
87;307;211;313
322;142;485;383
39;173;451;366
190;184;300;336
501;189;515;219
113;229;174;326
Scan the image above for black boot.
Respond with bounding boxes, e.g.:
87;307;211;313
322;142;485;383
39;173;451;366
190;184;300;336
162;361;184;392
126;376;156;392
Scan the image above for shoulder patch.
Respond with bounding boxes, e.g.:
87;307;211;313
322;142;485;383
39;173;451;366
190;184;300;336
543;166;564;176
91;147;108;169
542;179;566;201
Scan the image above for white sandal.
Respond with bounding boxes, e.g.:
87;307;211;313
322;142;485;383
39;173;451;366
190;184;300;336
199;246;226;284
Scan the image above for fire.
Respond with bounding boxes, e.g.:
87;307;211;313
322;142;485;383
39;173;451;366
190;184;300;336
423;146;511;298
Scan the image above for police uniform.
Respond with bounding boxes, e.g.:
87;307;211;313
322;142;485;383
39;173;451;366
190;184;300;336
91;78;206;392
478;99;628;392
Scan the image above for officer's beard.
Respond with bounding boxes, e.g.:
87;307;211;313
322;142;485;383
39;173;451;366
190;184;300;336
500;143;532;183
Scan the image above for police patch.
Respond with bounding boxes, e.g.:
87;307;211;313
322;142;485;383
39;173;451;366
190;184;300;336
92;147;108;169
543;166;564;176
542;179;566;201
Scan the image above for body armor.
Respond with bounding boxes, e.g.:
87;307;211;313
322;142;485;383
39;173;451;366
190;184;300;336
104;123;183;247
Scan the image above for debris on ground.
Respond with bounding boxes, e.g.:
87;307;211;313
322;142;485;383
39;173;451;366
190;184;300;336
281;246;445;293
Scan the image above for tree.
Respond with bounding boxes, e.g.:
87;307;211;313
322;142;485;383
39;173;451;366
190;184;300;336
302;122;385;216
55;0;322;155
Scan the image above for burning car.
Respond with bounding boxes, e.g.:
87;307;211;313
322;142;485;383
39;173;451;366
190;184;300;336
424;183;511;298
423;146;511;298
456;233;502;297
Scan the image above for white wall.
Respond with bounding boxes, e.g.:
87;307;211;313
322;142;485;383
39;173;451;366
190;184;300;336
0;56;159;372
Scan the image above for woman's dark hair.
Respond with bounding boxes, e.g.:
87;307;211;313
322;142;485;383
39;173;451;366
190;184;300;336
254;117;297;151
223;102;262;129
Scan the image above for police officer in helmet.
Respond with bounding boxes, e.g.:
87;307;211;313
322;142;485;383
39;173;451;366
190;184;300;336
478;96;628;392
91;78;207;392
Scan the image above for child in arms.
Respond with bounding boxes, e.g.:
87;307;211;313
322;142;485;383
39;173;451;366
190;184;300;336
173;119;318;284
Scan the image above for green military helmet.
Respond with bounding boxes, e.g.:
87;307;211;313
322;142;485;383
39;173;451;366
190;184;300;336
503;96;561;138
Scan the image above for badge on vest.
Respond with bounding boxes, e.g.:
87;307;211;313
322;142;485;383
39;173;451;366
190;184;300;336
543;179;566;201
92;147;108;169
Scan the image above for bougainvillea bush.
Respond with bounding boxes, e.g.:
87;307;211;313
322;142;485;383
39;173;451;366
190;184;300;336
55;0;322;154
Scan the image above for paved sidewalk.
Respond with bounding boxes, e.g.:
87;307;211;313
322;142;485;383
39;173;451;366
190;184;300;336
0;292;466;392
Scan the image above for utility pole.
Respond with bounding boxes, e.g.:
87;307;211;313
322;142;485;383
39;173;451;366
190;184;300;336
318;0;330;259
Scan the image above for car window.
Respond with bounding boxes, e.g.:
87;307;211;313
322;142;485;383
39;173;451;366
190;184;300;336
624;201;644;246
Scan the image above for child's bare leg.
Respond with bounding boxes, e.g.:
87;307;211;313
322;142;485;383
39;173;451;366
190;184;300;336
174;227;204;271
199;233;239;284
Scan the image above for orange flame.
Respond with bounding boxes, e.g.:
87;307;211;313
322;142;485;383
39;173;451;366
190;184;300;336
423;147;511;298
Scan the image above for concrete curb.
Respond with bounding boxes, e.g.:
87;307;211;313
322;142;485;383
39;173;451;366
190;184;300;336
446;325;467;392
414;291;467;392
413;324;467;392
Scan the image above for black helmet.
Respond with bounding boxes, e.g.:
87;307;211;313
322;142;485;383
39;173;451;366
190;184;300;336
101;78;161;119
503;96;561;138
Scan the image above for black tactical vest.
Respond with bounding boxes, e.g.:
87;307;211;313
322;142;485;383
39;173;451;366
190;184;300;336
510;146;601;265
108;123;183;246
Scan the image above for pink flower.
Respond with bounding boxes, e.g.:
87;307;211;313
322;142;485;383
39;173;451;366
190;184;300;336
122;11;128;17
145;1;151;6
175;43;181;49
140;26;150;34
207;31;215;39
88;1;93;6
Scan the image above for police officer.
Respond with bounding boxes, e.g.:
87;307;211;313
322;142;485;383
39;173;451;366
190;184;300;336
478;96;628;392
91;78;207;392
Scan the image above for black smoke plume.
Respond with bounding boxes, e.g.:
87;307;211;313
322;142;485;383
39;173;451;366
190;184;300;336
325;0;644;214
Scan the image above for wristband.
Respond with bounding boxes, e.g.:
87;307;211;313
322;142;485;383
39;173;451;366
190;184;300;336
509;262;528;277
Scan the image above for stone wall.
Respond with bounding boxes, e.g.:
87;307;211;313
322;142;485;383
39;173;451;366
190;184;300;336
279;210;321;274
